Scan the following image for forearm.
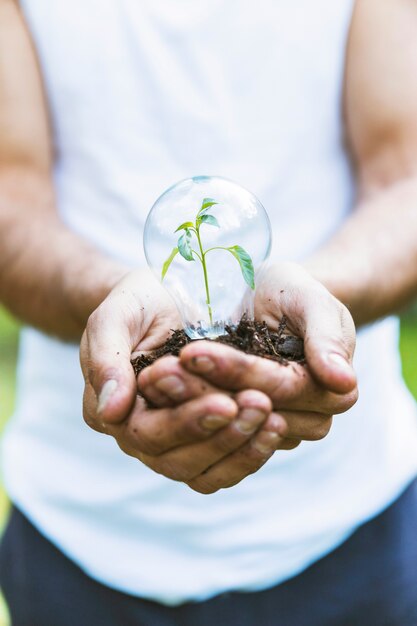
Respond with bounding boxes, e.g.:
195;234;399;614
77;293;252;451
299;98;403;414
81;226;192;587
304;176;417;327
0;168;128;341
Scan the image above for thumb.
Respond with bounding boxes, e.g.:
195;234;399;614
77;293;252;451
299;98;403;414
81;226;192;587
80;309;138;425
302;295;357;394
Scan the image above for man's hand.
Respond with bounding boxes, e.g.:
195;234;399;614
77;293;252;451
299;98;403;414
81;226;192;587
179;262;357;425
139;263;358;492
80;269;180;427
80;269;275;493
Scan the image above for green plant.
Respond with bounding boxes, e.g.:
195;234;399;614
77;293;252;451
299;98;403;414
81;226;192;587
162;198;255;324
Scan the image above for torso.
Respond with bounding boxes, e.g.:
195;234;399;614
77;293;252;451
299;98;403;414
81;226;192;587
3;0;417;603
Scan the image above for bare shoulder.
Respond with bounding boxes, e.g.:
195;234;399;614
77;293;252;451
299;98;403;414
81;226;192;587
344;0;417;187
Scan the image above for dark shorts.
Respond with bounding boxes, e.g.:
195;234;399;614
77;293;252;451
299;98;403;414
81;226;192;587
1;479;417;626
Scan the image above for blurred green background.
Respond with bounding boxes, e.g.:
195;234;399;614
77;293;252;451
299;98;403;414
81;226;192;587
0;307;19;626
0;305;416;625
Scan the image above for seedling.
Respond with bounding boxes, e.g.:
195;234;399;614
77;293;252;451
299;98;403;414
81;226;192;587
161;198;255;324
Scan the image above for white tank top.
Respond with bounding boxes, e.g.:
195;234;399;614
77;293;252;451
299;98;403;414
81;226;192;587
3;0;417;603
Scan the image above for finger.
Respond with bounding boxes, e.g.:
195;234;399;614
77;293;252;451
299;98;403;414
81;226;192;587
180;341;358;413
82;381;106;434
301;291;357;394
114;393;239;456
80;303;138;426
187;410;315;495
252;412;301;450
138;389;272;481
180;340;290;391
186;429;280;494
138;355;224;407
270;411;333;441
254;262;357;394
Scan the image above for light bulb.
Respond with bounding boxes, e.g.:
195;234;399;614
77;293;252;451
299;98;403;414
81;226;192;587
143;175;272;339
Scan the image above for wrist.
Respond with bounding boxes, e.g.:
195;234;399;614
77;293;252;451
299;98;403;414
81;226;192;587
66;259;130;335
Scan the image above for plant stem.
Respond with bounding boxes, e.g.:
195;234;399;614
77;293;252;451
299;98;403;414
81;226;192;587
195;227;213;325
204;246;228;255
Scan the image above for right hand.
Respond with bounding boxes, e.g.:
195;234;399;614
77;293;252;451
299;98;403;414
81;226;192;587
80;269;273;488
80;268;181;429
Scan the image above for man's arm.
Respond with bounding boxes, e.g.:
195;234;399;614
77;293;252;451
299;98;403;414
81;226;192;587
305;0;417;325
0;0;127;340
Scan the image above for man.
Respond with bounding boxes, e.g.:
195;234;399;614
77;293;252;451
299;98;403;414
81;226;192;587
0;0;416;624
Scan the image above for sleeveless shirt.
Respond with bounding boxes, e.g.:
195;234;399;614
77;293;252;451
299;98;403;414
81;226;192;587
2;0;417;603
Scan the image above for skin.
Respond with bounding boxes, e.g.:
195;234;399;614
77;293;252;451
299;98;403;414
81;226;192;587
0;0;128;339
1;0;417;493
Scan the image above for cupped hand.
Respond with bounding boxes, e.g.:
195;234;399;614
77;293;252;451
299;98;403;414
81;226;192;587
178;262;358;447
80;269;276;493
80;268;181;430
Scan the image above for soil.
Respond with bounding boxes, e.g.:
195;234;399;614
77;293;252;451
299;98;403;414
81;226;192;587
131;315;305;377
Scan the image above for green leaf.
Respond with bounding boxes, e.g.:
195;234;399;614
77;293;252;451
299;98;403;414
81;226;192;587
199;214;220;228
227;245;255;289
174;221;194;233
199;197;218;215
161;247;179;280
178;230;194;261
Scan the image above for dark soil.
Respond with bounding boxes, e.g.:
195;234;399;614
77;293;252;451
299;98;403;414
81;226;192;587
132;315;305;377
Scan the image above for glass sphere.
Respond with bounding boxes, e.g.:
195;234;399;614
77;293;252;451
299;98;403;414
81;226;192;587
144;175;272;339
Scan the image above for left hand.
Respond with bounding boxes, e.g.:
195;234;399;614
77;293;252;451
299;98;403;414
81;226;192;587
180;261;357;414
139;263;358;493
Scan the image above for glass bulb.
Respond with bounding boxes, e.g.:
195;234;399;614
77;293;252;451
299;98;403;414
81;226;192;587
143;175;272;339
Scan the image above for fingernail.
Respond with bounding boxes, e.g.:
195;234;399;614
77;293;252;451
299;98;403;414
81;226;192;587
327;352;353;375
155;375;186;400
235;409;265;435
97;379;118;414
191;356;215;373
200;414;231;431
252;431;280;455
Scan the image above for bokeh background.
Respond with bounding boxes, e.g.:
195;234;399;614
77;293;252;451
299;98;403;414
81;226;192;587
0;305;416;624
